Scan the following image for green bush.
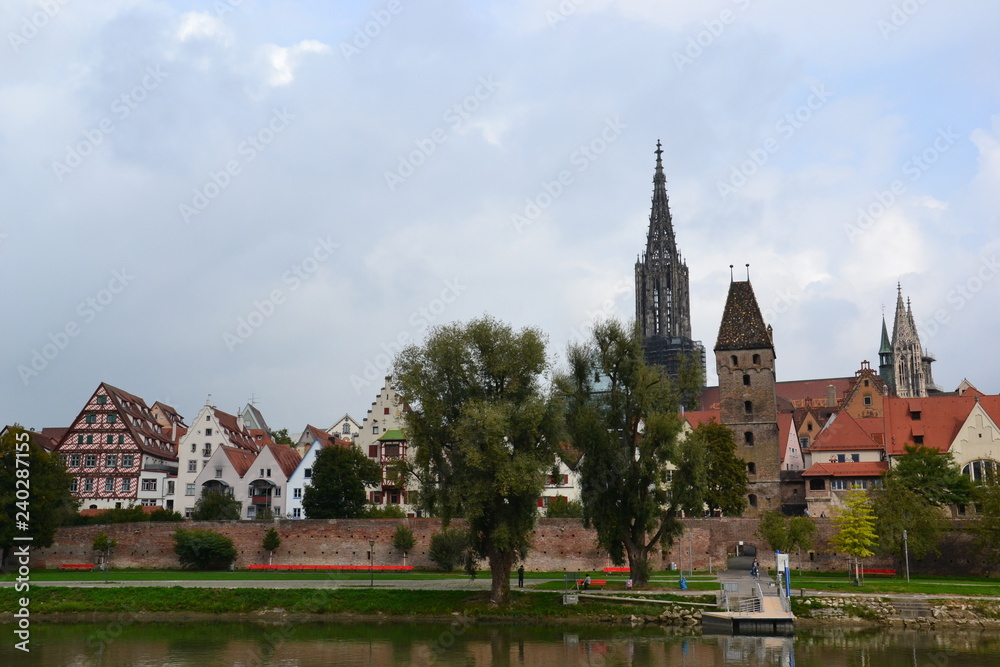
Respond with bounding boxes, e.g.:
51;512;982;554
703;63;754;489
428;527;469;571
392;524;416;553
173;528;238;570
545;496;583;518
149;509;184;522
362;504;407;519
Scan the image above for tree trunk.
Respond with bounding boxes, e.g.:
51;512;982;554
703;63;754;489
626;541;649;588
488;549;516;605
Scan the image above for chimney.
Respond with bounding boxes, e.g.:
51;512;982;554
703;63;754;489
827;385;837;408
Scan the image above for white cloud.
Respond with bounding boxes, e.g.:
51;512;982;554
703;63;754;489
177;11;230;45
262;40;331;87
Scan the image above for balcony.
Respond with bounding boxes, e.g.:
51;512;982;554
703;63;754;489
251;495;270;505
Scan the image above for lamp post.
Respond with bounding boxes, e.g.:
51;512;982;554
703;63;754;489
903;530;910;583
369;539;375;587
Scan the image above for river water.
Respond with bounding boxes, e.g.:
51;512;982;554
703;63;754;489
2;621;1000;666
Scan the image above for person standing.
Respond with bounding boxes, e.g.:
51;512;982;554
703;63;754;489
517;565;524;588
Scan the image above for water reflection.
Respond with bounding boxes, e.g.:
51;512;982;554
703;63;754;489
3;622;1000;666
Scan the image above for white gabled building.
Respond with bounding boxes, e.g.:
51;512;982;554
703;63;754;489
326;414;361;442
286;426;353;518
537;448;583;514
356;376;420;515
177;404;262;518
191;443;300;519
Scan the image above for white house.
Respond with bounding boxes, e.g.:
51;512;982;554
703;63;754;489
326;414;361;442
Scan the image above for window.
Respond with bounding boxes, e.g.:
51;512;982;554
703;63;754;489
84;478;94;492
247;506;256;518
799;437;809;448
141;479;156;492
730;355;738;367
106;435;114;444
851;454;860;462
108;414;117;423
744;401;753;417
167;481;174;495
864;379;870;387
60;455;68;466
373;426;380;435
275;487;281;497
122;454;133;467
215;467;223;478
188;460;197;472
913;435;924;445
86;435;93;444
294;488;302;498
185;509;192;519
369;445;378;458
104;478;114;492
203;445;212;457
84;454;97;467
69;478;78;493
106;454;118;467
752;354;761;365
293;508;301;518
186;484;196;496
748;494;757;508
743;374;751;386
205;428;212;436
304;468;312;478
343;423;351;434
371;491;382;504
118;434;124;445
97;396;108;405
259;468;264;478
77;434;84;444
390;492;399;504
122;479;132;492
963;459;999;482
744;432;754;447
809;478;825;490
85;414;96;424
266;468;271;477
863;395;872;406
191;443;196;453
911;410;922;420
70;454;81;467
832;479;849;490
837;454;846;463
384;444;400;457
747;462;756;475
384;407;390;415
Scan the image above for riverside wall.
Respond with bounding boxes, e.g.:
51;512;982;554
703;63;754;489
29;517;982;574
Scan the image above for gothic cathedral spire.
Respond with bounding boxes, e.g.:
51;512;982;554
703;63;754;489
885;283;938;397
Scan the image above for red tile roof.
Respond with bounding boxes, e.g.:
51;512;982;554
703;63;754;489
213;408;258;452
79;505;163;517
266;443;302;479
810;412;884;452
250;429;275;447
683;410;720;429
698;377;853;412
221;445;256;477
883;395;1000;455
801;461;889;478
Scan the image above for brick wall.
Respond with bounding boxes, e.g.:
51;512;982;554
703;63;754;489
30;517;982;574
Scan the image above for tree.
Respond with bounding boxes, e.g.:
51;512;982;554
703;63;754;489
756;511;817;571
891;444;973;507
0;427;78;571
173;528;238;570
271;428;294;445
262;527;281;565
689;421;748;516
428;527;469;571
302;444;381;519
93;530;118;577
558;319;704;587
392;524;416;553
872;476;946;569
545;496;583;518
677;349;706;412
973;473;1000;570
191;489;242;521
830;487;877;584
394;316;561;604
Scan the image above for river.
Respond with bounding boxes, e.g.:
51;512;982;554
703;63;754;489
2;621;1000;666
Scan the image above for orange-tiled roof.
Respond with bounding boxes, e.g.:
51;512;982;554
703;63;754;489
213;408;258;452
250;429;275;447
801;461;889;477
883;395;1000;455
810;412;883;451
221;445;256;477
266;443;302;479
79;504;163;517
683;410;719;429
698;377;853;412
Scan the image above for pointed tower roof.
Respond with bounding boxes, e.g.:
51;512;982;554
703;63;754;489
645;140;676;256
714;279;774;352
879;317;892;355
891;283;917;346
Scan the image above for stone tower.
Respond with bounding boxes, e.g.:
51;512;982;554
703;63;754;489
886;284;938;398
634;141;704;378
714;275;781;513
878;316;895;394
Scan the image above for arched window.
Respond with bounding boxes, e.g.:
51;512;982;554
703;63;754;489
744;431;754;446
747;462;756;475
743;374;751;386
730;355;738;367
748;494;758;508
752;354;761;365
963;459;999;482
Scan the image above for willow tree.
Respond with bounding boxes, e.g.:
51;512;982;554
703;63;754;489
558;319;704;587
394;316;560;605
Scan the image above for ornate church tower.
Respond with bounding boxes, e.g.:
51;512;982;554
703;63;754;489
888;284;938;397
714;274;781;514
635;141;704;379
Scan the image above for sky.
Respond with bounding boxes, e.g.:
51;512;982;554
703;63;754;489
3;0;999;434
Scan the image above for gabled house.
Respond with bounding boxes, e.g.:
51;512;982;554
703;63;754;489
192;445;256;512
285;434;352;518
243;444;301;519
54;383;180;511
356;376;418;515
176;404;262;517
538;445;583;513
240;402;271;434
2;426;66;452
326;413;361;442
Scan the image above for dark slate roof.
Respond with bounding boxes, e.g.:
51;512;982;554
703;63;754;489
714;280;773;352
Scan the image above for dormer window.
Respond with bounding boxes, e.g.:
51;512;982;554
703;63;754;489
911;411;921;420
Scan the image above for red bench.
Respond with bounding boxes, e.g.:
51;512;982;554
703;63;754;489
577;579;607;588
861;568;896;576
603;567;630;573
59;564;95;571
245;565;414;571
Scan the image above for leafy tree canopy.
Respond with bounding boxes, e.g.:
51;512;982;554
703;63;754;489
173;528;237;570
831;487;878;583
191;489;242;521
973;473;1000;569
891;444;973;507
557;319;700;587
688;421;748;517
271;428;294;445
872;475;947;565
545;496;583;518
0;427;78;570
394;315;560;604
302;444;381;519
262;527;281;552
392;524;416;552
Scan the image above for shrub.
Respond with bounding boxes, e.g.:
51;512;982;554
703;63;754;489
173;528;238;570
428;527;469;571
545;496;583;518
149;509;184;522
392;524;416;553
363;505;407;519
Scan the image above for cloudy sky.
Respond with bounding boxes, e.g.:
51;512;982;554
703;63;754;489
3;0;999;434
